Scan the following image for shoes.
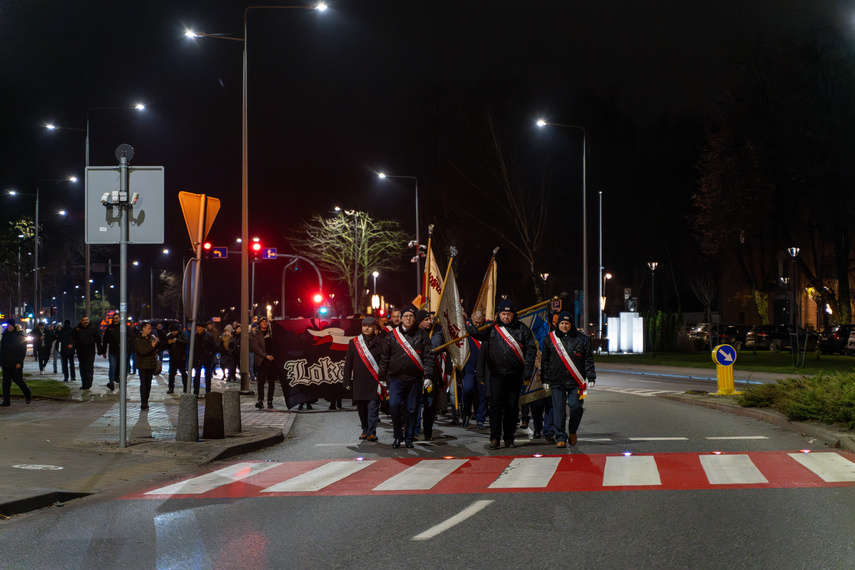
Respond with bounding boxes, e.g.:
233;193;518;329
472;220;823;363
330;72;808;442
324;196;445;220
25;394;32;404
569;434;578;445
423;435;433;442
520;420;529;429
40;370;44;375
477;423;486;429
306;404;313;410
505;440;516;449
533;431;542;439
166;390;174;394
462;416;470;428
140;404;149;410
359;433;368;440
107;384;115;391
392;439;401;449
0;402;10;407
329;403;336;410
267;402;274;409
556;441;566;448
405;440;414;448
546;436;556;444
489;439;501;449
255;401;263;409
366;435;378;442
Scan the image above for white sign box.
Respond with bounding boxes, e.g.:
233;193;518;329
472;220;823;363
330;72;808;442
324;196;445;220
85;166;164;244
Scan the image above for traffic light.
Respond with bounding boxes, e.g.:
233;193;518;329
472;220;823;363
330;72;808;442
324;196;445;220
312;292;330;316
251;241;262;260
202;242;212;258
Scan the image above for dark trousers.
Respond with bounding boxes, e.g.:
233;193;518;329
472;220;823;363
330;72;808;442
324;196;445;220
78;352;95;389
551;384;584;443
38;347;51;371
2;364;31;403
61;353;76;381
462;373;488;424
488;373;523;442
530;396;555;436
192;360;213;395
256;360;280;403
388;378;420;441
421;388;436;438
356;399;380;435
139;368;154;406
169;359;188;392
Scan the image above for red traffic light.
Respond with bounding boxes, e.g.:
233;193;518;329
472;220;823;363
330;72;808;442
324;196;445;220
251;242;262;252
313;293;324;304
203;242;212;250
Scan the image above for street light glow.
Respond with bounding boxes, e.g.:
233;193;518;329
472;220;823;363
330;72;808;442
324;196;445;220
536;119;547;127
68;176;78;183
184;29;199;38
315;3;328;10
58;210;66;216
377;172;386;179
134;103;145;110
45;123;57;130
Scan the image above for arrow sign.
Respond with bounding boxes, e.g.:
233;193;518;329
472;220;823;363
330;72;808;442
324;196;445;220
212;247;228;259
712;344;737;367
262;248;277;260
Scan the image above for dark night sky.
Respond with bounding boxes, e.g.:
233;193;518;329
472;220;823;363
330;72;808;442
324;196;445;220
2;0;852;320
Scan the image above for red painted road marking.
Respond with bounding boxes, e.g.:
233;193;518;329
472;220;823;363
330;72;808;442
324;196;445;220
128;451;855;499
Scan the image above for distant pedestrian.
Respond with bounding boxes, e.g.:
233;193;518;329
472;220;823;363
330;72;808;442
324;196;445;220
541;311;596;447
1;320;32;407
343;316;383;441
250;317;283;410
154;322;168;375
37;322;55;374
221;324;236;381
192;323;216;396
56;320;76;382
134;321;160;410
51;323;61;373
101;314;122;391
165;323;188;393
70;316;102;390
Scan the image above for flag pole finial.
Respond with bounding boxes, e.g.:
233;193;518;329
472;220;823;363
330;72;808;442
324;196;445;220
449;246;458;258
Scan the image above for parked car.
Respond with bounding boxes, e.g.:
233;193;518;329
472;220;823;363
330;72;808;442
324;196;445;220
688;323;711;349
745;324;818;352
714;324;752;350
818;324;855;355
847;330;855;355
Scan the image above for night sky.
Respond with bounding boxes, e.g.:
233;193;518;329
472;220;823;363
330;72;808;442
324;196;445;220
2;1;851;322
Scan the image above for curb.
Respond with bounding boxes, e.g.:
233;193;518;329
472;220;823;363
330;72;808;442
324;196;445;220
659;393;855;453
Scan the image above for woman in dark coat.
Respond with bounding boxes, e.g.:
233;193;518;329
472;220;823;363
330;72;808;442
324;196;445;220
343;317;384;441
134;321;160;410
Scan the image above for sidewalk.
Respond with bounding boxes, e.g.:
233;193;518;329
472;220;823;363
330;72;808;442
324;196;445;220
0;356;293;517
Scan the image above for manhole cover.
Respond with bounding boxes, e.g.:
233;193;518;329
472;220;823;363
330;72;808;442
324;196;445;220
12;464;64;470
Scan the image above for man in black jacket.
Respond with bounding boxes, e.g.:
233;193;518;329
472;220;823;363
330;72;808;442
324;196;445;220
100;314;121;391
541;311;596;447
470;299;537;449
165;323;188;394
343;316;384;440
70;316;102;390
192;323;216;396
56;320;76;382
378;306;437;449
2;320;32;406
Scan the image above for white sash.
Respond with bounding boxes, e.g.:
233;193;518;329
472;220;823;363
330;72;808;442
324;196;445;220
392;327;423;371
354;335;380;381
495;324;524;363
549;331;587;397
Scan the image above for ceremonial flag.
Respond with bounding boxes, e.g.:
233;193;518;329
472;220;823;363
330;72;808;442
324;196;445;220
423;230;443;311
518;305;552;347
436;260;470;369
472;249;498;320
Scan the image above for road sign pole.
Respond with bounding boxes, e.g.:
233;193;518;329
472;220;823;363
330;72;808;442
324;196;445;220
117;147;131;449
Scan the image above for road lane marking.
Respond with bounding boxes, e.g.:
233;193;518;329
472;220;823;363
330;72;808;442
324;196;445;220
700;454;768;484
262;460;376;492
706;436;769;440
412;500;494;541
145;462;281;495
373;459;467;491
603;456;661;486
628;437;688;441
489;457;561;488
789;452;855;482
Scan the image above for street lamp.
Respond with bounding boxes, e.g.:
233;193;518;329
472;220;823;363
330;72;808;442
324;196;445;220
377;172;420;295
648;262;658;354
372;270;379;294
185;2;327;394
601;272;612;342
540;273;549;300
537;119;589;333
788;247;800;330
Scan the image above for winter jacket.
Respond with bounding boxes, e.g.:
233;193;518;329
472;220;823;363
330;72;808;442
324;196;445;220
1;328;27;367
165;330;189;362
193;331;217;365
102;324;122;356
540;327;596;388
56;326;75;357
70;323;102;355
134;333;160;370
469;318;536;381
378;324;437;384
343;333;384;401
249;327;275;362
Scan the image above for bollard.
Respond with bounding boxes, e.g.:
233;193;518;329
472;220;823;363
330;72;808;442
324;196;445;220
712;344;742;395
202;391;226;439
176;393;200;442
222;390;242;434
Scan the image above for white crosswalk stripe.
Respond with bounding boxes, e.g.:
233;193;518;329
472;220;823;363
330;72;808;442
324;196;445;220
489;457;561;488
263;460;376;492
145;462;281;495
597;387;683;397
373;460;468;491
603;456;661;486
700;454;768;484
789;452;855;482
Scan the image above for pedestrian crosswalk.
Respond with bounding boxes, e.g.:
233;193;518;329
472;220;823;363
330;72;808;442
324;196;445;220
132;450;855;499
596;387;684;397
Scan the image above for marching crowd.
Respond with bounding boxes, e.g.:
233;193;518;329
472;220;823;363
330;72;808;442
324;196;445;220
3;299;596;451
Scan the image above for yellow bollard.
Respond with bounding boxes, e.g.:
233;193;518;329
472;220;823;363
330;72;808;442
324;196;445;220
712;344;743;395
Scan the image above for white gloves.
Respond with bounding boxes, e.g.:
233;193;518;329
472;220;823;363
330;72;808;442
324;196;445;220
542;383;549;390
423;378;432;390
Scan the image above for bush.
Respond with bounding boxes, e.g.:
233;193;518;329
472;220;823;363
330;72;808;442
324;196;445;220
736;372;855;430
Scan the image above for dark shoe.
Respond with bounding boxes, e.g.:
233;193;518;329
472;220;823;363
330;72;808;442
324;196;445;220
329;403;336;410
556;441;566;448
489;439;500;449
423;434;433;442
477;423;486;429
533;431;542;439
255;401;263;409
366;435;378;442
0;402;10;407
520;420;529;429
25;394;32;404
569;434;578;445
546;435;556;444
505;440;516;449
298;404;304;410
392;439;401;449
267;402;274;410
107;384;115;391
141;404;149;410
306;404;314;410
359;433;368;440
166;390;174;394
405;440;414;448
462;416;470;428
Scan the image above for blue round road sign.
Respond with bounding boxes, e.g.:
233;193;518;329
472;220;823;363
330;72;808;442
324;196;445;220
712;344;737;366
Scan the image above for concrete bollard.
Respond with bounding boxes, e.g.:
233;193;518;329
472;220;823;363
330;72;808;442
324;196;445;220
222;390;242;434
202;391;226;439
176;393;200;442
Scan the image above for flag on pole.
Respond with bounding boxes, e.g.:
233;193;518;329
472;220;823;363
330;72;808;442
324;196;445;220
423;227;443;312
436;258;470;369
472;248;498;320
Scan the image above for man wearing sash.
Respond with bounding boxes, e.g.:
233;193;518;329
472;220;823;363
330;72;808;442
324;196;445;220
343;317;384;441
469;299;537;449
378;306;437;448
461;311;488;429
541;311;596;447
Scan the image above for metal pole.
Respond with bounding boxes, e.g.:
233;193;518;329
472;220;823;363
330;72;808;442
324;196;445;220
598;190;603;342
251;259;256;321
280;259;297;319
238;24;252;395
117;148;130;448
34;183;39;323
353;212;358;314
85;116;91;317
581;130;588;336
186;195;208;394
150;266;154;320
414;179;420;297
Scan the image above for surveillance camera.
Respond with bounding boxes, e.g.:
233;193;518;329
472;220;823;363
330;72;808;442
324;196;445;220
101;192;111;205
408;240;417;248
131;192;140;205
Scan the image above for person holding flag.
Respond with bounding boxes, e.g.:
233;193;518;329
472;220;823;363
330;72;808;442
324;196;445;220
343;316;385;442
541;311;596;447
469;298;537;449
379;306;437;449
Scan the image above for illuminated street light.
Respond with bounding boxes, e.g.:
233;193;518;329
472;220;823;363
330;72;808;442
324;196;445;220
377;172;420;295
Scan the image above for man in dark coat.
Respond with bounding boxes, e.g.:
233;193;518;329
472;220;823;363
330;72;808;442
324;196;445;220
541;311;596;447
249;317;282;409
37;323;55;374
165;323;188;394
100;314;122;391
56;319;76;382
192;323;216;396
2;320;32;406
461;310;488;429
29;322;42;362
469;298;537;449
378;306;437;449
70;316;102;390
343;316;384;441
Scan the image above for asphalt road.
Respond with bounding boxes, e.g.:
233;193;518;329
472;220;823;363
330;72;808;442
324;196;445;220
2;370;853;569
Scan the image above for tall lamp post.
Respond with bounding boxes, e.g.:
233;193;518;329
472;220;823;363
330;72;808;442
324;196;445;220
377;173;420;296
598;190;604;341
788;247;800;329
537;119;588;333
184;2;327;394
601;272;612;346
372;270;379;295
648;262;658;353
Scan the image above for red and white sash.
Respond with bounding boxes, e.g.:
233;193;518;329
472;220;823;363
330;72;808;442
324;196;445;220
392;327;423;371
549;331;587;397
495;324;524;363
354;335;386;399
384;325;394;334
